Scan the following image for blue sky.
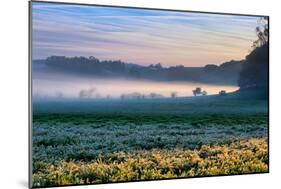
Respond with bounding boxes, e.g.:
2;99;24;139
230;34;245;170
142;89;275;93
32;2;262;67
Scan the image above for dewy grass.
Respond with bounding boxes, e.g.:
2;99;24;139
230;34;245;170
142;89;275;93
32;138;268;187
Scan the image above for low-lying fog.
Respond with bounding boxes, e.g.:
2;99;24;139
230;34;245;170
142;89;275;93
32;64;239;100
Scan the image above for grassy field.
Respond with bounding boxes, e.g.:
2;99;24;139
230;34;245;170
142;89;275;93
32;97;268;187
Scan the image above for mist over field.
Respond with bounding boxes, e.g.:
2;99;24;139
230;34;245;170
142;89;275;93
32;61;238;99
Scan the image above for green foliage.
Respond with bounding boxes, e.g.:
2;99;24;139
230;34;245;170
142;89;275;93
33;139;268;187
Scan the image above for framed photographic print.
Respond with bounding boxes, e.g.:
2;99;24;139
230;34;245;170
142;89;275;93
29;1;269;188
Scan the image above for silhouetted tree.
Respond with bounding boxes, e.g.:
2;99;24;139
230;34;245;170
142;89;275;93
238;17;269;95
202;91;207;96
192;87;202;96
252;17;269;49
170;92;177;98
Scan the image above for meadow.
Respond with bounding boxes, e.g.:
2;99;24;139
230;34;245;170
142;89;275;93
32;97;268;187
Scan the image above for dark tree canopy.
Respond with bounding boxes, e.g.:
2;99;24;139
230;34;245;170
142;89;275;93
238;17;269;97
238;44;268;90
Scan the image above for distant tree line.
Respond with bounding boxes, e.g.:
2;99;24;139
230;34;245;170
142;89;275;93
44;56;244;86
45;56;126;76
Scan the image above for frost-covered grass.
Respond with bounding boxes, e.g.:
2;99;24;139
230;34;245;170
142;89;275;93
33;114;267;163
32;98;268;187
33;139;268;187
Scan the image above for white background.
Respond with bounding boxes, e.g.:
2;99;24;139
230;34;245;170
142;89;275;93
0;0;279;188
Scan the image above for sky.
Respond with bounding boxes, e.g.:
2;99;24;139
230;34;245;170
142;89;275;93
32;2;262;67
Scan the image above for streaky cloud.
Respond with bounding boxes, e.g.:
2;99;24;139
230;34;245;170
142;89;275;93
32;1;262;67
